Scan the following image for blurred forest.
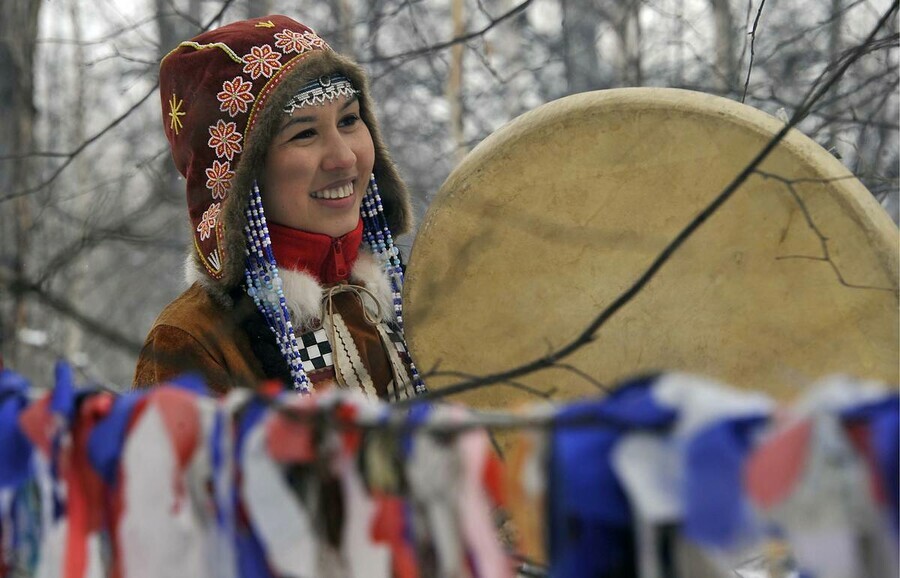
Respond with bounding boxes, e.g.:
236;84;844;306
1;0;897;389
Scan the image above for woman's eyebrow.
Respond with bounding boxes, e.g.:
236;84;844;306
278;95;360;133
341;94;359;110
280;114;317;132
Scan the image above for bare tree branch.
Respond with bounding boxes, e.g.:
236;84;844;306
1;268;144;355
360;0;533;64
758;169;898;293
37;14;162;46
0;87;157;203
422;369;556;399
742;0;768;103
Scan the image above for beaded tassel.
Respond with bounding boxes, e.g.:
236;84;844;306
244;181;312;394
360;175;427;395
242;176;426;396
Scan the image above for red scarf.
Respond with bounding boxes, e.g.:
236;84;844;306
268;219;363;284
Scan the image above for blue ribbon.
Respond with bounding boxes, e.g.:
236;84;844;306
168;372;210;396
0;370;33;489
87;392;146;486
233;396;275;578
683;414;768;548
400;402;432;459
0;369;29;399
548;375;676;578
50;361;76;421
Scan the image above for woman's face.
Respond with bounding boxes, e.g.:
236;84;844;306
261;94;374;237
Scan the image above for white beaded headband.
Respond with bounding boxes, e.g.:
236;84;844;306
282;74;359;115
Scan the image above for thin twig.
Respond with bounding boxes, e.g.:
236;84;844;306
360;0;532;64
742;0;767;103
757;169;898;293
551;364;610;393
425;369;557;399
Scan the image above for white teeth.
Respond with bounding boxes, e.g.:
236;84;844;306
312;183;353;200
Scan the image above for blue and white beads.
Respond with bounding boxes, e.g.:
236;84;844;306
244;181;312;394
360;175;427;395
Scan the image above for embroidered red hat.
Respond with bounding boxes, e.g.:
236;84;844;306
159;15;411;297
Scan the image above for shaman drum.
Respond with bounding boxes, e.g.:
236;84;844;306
404;88;899;409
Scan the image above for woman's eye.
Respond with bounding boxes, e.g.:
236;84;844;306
290;129;316;141
339;114;360;128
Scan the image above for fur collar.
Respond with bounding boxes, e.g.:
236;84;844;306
186;248;395;328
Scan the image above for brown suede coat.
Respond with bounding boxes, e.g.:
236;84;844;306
133;282;398;398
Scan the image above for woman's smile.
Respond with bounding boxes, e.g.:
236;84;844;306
310;180;355;200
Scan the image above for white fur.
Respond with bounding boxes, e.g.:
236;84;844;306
280;268;325;329
186;246;396;327
185;251;202;287
350;250;395;323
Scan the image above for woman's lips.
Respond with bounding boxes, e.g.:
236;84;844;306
310;181;354;199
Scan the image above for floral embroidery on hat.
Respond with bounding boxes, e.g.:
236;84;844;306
217;76;255;117
273;29;326;54
197;203;221;241
207;120;242;161
306;31;327;50
242;44;282;80
205;160;234;200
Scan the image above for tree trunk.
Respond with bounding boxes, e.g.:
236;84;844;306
620;0;643;86
825;0;843;150
62;0;83;363
447;0;467;164
325;0;356;57
709;0;738;93
600;0;643;87
156;0;201;57
0;0;42;367
674;0;685;85
561;0;602;93
246;0;274;19
496;0;530;117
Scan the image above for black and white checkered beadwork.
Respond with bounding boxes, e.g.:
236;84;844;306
297;327;334;373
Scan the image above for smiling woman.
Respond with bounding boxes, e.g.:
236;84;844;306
132;15;426;400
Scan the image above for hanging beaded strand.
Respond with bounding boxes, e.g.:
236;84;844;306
243;177;425;396
243;181;312;394
361;174;427;395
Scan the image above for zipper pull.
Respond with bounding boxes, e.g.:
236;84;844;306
333;238;347;279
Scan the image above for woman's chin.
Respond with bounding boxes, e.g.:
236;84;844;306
308;214;361;238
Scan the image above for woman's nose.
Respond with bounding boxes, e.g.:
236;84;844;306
321;132;356;172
